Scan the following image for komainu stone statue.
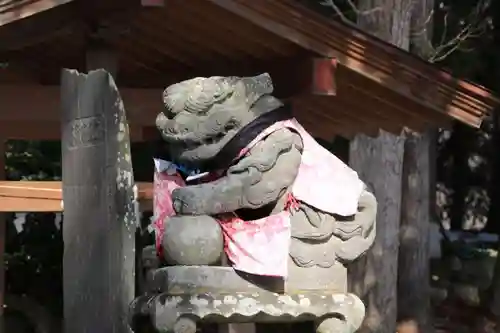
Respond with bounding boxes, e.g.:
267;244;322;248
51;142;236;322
130;74;377;333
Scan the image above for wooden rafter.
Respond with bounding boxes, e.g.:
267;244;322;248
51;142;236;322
0;0;74;27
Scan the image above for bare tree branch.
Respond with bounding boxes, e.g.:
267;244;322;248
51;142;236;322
428;0;490;62
411;9;434;37
320;0;492;63
320;0;353;25
320;0;388;26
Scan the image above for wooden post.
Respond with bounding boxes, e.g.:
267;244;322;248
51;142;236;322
397;1;434;331
0;139;5;333
398;130;432;331
348;132;405;333
61;45;137;333
347;2;410;333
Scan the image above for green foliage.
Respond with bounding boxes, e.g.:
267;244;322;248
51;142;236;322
4;140;63;316
5;140;61;181
4;140;155;318
434;0;498;231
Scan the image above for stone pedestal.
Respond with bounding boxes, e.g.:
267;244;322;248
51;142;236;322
130;266;365;333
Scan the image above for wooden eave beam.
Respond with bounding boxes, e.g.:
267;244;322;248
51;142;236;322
293;95;398;135
0;81;441;140
0;0;75;28
339;67;450;128
311;96;403;134
0;84;390;140
0;84;161;125
335;83;425;132
206;0;497;128
310;60;434;131
297;116;352;140
0;121;149;141
0;56;335;125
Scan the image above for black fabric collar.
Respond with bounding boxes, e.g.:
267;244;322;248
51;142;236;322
203;104;293;172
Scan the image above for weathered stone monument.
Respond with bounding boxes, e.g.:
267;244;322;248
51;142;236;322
62;69;137;333
130;74;377;333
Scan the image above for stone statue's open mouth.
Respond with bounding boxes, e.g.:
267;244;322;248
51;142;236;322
200;132;226;146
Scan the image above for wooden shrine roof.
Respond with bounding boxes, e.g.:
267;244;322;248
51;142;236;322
0;0;498;140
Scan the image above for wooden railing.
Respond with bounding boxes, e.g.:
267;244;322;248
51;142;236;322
0;181;153;212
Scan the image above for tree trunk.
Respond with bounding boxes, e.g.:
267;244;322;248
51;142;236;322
347;1;411;333
0;141;4;333
449;123;469;231
398;130;433;332
485;109;500;234
397;0;435;331
4;294;58;333
349;132;405;333
486;0;500;321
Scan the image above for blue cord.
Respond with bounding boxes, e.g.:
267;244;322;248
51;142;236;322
174;163;201;177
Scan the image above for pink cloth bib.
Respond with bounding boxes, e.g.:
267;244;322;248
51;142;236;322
152;118;364;277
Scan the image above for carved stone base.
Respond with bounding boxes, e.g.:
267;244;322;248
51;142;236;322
130;266;365;333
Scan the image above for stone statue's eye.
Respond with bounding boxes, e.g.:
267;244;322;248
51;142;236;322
224;121;237;131
165;109;175;119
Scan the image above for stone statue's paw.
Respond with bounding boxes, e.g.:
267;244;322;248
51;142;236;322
162;215;223;265
334;232;376;263
332;189;377;241
173;316;197;333
315;317;348;333
314;294;365;333
171;188;193;214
